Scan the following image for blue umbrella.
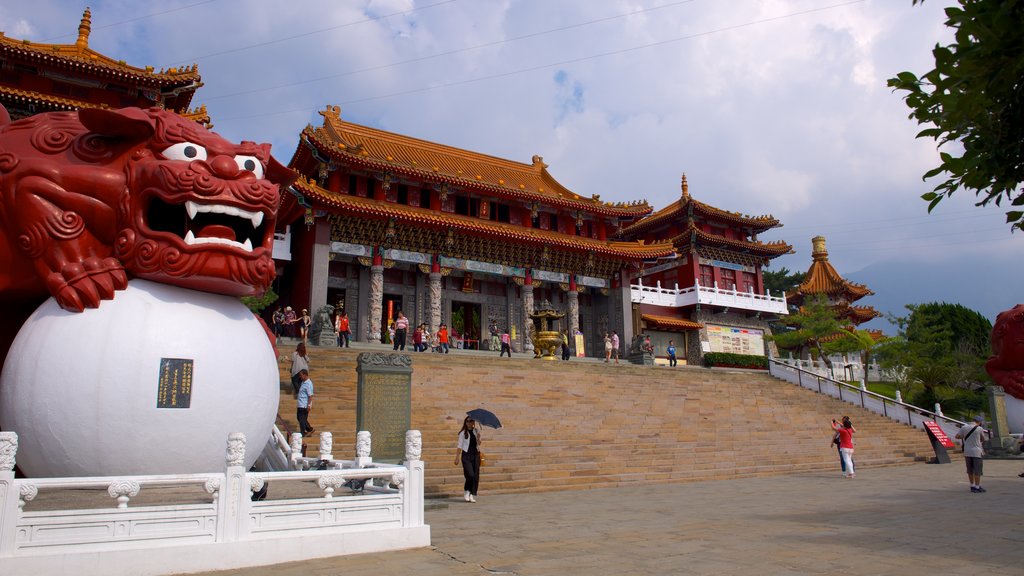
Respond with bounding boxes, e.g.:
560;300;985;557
467;408;501;429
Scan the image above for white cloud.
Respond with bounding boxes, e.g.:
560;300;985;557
7;0;1020;316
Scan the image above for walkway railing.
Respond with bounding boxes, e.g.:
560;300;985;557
0;429;428;576
768;358;966;439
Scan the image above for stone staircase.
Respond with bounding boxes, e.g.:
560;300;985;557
276;344;937;498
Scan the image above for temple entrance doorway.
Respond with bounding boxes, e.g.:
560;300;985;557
327;288;346;315
382;294;403;344
450;301;481;349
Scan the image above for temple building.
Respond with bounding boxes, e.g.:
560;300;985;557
0;8;208;124
788;236;880;326
276;105;675;354
616;175;793;363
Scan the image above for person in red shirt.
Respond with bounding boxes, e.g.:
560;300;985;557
831;417;857;478
335;310;350;348
412;324;424;352
438;323;450;354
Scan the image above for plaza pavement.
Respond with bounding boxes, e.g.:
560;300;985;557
200;458;1024;576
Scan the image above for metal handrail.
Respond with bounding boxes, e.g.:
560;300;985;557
768;358;967;438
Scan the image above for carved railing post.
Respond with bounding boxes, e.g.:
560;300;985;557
404;430;425;527
319;432;333;462
355;430;372;468
290;432;303;467
221;432;248;542
0;432;19;555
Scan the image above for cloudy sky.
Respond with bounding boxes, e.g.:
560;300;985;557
3;0;1020;324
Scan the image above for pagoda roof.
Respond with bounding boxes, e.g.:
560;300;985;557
619;175;782;236
640;313;703;331
291;178;675;261
0;9;202;111
670;223;793;259
293;105;653;219
0;83;95;112
789;236;873;302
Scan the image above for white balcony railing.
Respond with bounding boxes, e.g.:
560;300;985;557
272;226;291;261
630;278;788;315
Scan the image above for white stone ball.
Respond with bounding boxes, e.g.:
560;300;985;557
0;279;280;477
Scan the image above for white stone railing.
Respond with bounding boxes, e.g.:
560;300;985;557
0;429;428;576
775;355;885;384
767;359;966;439
630;279;788;315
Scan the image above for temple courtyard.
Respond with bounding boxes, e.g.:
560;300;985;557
200;458;1022;576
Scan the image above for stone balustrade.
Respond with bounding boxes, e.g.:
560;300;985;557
0;429;428;576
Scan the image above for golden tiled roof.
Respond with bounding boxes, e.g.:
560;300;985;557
0;9;201;85
790;236;873;302
620;175;782;236
0;84;102;112
641;314;703;331
293;179;675;260
297;105;652;218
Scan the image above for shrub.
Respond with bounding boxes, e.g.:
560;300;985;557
702;352;768;369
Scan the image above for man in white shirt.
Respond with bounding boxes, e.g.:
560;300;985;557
296;369;315;437
955;415;989;493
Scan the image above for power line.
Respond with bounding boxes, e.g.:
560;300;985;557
202;0;701;102
40;1;221;42
160;0;460;68
214;0;867;122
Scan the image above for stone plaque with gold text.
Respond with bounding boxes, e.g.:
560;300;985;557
356;353;412;462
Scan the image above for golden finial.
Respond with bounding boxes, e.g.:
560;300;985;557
681;173;689;197
76;8;92;48
811;236;828;262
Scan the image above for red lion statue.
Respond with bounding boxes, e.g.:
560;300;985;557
986;304;1024;399
0;105;295;360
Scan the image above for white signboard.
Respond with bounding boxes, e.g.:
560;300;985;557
705;324;765;356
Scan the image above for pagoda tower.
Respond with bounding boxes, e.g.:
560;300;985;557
0;8;208;124
616;174;794;364
788;236;880;326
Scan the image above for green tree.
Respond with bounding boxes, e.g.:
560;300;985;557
762;267;806;297
887;0;1024;231
241;287;278;314
825;329;883;384
875;302;991;418
767;295;845;378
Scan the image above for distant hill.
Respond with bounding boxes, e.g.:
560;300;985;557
846;251;1023;335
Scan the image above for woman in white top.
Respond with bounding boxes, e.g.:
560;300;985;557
290;342;309;397
453;416;481;502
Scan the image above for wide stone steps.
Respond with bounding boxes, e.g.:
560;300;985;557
276;345;936;496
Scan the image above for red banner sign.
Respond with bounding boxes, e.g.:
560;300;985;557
924;421;955;448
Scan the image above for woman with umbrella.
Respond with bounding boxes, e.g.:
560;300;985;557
453;409;500;503
454;416;482;502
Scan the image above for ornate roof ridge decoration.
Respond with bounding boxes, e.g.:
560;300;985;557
0;9;202;84
619;174;782;236
0;84;103;111
674;223;793;256
790;236;873;301
299;106;652;217
182;104;212;128
640;313;704;331
293;179;675;260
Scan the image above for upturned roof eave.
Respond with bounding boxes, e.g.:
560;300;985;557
300;123;652;219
